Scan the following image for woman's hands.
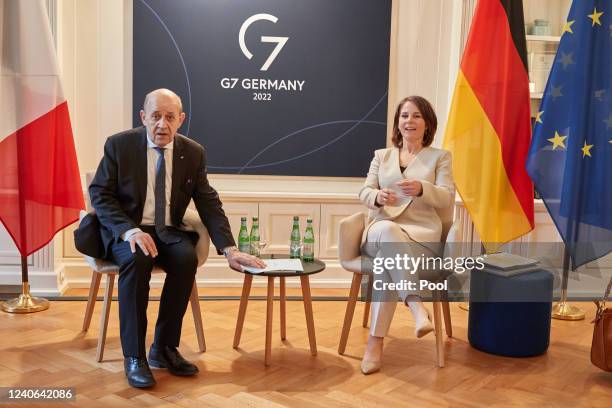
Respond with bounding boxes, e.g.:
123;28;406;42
376;188;397;206
377;180;423;207
396;180;423;197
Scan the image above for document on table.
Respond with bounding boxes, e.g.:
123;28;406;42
242;258;304;274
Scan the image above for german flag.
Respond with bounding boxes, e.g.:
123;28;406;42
443;0;534;247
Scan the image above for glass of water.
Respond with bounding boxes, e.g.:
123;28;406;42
257;223;267;254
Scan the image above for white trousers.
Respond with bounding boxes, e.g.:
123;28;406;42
362;220;435;337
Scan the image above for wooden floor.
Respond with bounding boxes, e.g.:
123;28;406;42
0;294;610;407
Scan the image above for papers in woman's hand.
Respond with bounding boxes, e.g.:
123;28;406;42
242;258;304;274
387;183;412;207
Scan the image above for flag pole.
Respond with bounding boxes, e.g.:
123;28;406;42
551;244;584;321
459;222;478;312
1;257;49;313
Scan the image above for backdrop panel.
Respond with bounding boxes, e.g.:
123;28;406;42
133;0;391;177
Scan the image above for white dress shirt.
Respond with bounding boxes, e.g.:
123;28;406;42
121;133;174;241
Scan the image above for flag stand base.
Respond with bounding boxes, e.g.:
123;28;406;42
551;302;584;321
551;249;584;321
1;283;49;314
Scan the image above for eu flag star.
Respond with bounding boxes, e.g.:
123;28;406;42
559;52;575;69
581;141;594;157
588;7;603;26
551;85;564;100
535;111;544;124
562;20;575;34
547;131;567;150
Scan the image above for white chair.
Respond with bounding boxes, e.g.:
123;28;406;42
80;208;209;362
337;206;454;367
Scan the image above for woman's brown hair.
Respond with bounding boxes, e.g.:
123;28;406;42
391;95;438;148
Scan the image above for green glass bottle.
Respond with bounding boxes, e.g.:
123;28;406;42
302;218;315;262
249;216;260;257
238;216;250;253
289;216;301;258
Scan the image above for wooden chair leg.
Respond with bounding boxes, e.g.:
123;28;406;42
233;274;253;349
300;275;317;356
265;276;275;366
190;280;206;352
362;276;373;327
432;296;444;368
280;276;286;340
96;273;115;363
82;272;102;331
338;273;362;355
442;300;452;338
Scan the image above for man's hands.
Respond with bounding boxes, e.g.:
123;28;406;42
128;231;158;257
126;233;266;271
226;250;266;272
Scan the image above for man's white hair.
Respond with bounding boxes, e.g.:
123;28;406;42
143;88;183;113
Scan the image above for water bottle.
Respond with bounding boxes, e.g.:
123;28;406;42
302;218;315;262
238;217;250;253
289;216;301;258
249;216;260;256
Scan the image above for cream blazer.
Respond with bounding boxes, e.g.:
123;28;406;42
359;146;455;245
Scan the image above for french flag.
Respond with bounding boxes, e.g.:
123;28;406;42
0;0;84;256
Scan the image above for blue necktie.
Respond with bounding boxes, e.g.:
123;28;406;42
153;147;174;243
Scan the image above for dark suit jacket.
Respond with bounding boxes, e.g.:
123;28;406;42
88;127;235;259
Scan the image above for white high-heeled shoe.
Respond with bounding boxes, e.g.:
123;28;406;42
414;308;433;338
406;300;434;338
361;337;383;374
360;358;382;375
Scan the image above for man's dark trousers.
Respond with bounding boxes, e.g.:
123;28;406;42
110;226;197;358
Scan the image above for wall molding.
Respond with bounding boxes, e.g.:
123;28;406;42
0;241;58;295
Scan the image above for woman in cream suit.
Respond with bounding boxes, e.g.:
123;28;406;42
359;95;454;374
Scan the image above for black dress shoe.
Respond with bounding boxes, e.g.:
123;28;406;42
148;345;199;376
124;357;156;388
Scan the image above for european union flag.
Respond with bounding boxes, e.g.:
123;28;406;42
526;0;611;269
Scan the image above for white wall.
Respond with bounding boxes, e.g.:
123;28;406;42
392;0;463;148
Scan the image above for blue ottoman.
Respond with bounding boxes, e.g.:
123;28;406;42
468;267;553;357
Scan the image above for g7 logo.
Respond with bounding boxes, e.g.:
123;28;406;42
239;14;288;71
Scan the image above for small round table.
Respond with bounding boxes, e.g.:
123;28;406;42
232;254;326;366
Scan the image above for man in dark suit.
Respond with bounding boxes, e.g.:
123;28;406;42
89;88;264;388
